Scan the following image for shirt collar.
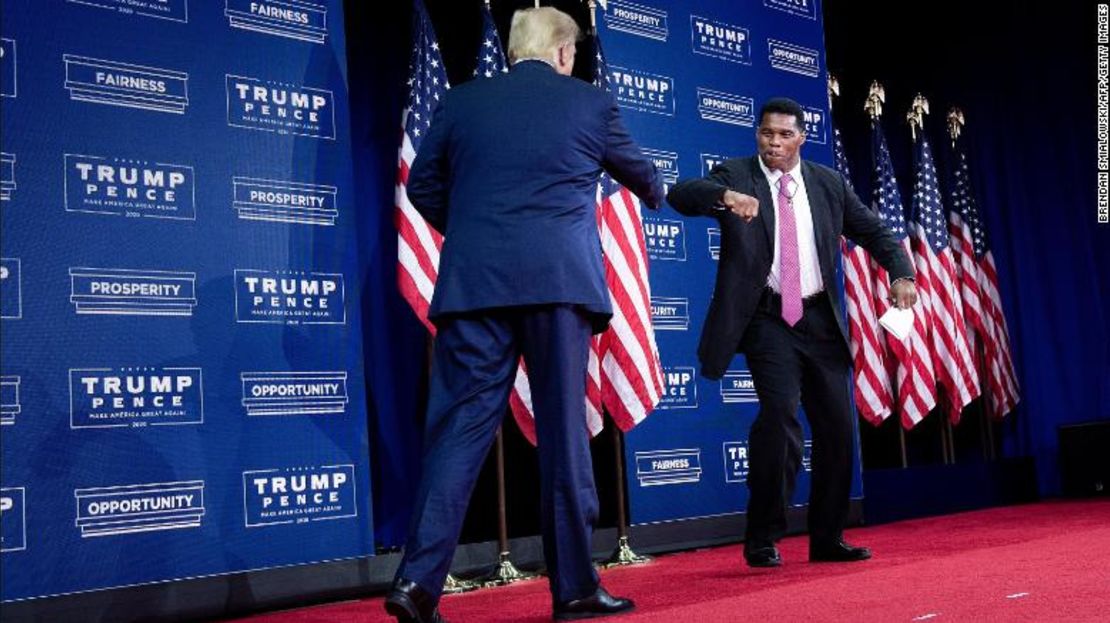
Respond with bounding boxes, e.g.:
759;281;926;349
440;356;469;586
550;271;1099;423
758;157;803;188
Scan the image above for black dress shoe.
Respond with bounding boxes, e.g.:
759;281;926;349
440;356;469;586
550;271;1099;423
384;579;447;623
743;544;782;568
809;539;872;563
553;586;634;620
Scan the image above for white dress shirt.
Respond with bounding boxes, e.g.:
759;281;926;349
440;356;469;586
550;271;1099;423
758;158;824;297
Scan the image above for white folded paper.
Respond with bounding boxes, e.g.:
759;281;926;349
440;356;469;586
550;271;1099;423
878;306;914;341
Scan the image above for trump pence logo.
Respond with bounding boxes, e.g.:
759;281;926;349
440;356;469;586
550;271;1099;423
659;366;697;409
700;153;738;177
723;441;750;483
70;367;203;429
802;106;828;145
1;488;26;552
609;66;674;116
243;465;356;527
690;15;751;64
226;75;335;139
643;217;686;261
235;269;345;325
66;154;195;220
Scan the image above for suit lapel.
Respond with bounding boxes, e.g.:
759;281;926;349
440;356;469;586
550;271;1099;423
751;158;775;253
801;160;832;278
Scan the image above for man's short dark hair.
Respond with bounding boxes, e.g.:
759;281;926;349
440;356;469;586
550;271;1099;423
759;97;806;132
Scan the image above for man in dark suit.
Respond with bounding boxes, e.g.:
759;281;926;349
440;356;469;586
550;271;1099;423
385;7;664;623
667;98;916;568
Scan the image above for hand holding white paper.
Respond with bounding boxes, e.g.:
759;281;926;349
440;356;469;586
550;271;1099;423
879;306;914;341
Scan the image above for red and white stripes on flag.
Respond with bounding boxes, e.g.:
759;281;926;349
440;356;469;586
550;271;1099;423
834;124;893;424
396;0;448;334
591;37;665;432
909;134;980;424
843;239;893;424
947;146;1019;419
596;181;666;431
871;123;938;429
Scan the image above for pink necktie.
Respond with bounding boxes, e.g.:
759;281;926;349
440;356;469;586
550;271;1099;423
778;173;802;326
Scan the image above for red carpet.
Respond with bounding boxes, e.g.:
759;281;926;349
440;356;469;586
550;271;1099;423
231;500;1110;622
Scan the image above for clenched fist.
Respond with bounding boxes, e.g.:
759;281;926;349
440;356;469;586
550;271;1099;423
720;189;759;222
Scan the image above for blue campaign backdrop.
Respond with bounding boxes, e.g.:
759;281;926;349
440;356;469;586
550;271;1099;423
596;0;864;525
0;0;373;602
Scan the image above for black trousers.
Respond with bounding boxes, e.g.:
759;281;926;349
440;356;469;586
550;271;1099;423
741;290;854;547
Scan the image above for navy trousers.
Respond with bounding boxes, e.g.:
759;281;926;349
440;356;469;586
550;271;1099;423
394;304;600;604
741;293;855;547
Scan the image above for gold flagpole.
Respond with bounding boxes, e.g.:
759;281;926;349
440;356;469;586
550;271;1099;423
601;422;652;567
947;107;997;462
581;0;649;569
866;81;910;469
907;94;957;466
905;93;928;143
475;425;540;587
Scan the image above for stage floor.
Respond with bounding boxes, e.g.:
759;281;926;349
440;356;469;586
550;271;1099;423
231;499;1110;622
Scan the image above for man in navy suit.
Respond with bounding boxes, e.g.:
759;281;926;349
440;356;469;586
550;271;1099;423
385;8;664;623
667;98;917;569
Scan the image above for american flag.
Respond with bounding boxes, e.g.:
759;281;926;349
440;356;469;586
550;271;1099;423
473;3;508;79
592;37;665;432
909;131;980;424
947;141;1019;419
870;121;937;428
836;123;893;424
395;0;448;333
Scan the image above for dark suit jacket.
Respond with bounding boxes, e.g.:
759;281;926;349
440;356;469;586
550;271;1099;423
408;61;665;333
666;156;913;379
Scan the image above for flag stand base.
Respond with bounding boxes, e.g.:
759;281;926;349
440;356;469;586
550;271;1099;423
442;574;479;595
477;552;540;587
601;536;652;568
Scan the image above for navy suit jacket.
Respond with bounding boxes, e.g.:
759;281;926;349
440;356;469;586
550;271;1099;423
666;156;914;379
408;61;664;333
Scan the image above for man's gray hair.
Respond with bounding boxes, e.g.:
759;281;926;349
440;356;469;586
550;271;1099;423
507;7;581;65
